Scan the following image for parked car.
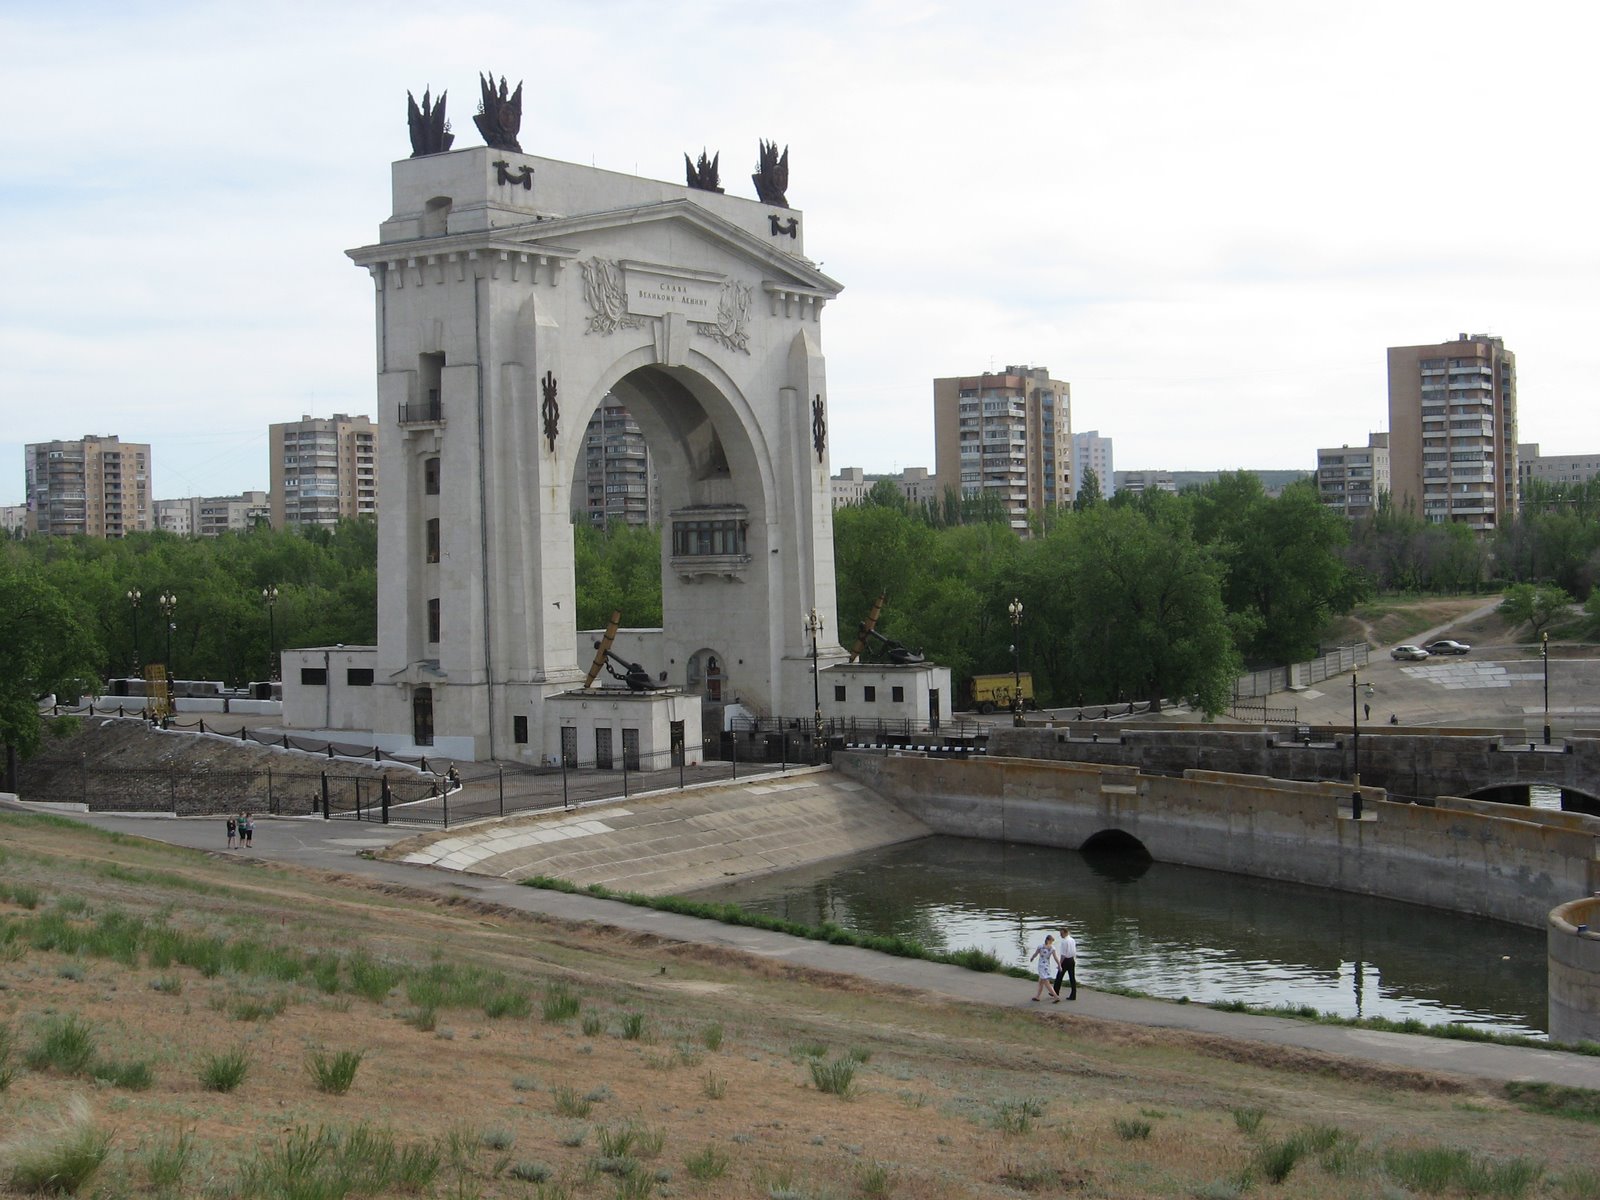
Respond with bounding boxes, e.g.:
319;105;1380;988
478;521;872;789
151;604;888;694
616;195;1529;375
1391;645;1430;661
1424;639;1471;655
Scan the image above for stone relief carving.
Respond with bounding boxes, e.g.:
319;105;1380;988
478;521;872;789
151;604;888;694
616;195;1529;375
579;258;642;334
698;279;753;354
578;257;752;354
812;393;827;462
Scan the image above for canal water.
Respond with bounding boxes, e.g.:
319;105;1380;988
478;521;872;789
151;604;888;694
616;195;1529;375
681;835;1549;1038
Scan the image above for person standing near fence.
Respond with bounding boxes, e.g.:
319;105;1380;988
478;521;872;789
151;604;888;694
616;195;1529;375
1052;923;1078;1001
240;813;253;849
225;815;237;849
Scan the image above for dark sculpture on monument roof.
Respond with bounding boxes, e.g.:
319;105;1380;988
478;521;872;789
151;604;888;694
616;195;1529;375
474;72;524;153
752;140;789;208
406;88;454;157
684;148;723;193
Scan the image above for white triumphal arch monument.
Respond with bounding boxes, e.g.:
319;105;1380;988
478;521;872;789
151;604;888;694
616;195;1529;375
341;141;847;762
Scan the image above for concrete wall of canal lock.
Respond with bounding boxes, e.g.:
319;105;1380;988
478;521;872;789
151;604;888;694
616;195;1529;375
833;751;1600;1043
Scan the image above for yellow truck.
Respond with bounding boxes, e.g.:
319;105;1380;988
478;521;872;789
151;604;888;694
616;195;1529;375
968;673;1036;714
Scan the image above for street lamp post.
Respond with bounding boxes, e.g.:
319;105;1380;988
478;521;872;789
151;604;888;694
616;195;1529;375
1542;631;1550;746
126;588;142;674
805;608;825;755
1349;671;1373;821
1008;597;1025;727
262;585;280;683
157;591;178;679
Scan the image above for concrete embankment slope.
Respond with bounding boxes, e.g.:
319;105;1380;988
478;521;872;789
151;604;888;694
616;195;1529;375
382;766;930;895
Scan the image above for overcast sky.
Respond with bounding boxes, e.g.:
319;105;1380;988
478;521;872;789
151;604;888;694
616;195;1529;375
4;0;1598;505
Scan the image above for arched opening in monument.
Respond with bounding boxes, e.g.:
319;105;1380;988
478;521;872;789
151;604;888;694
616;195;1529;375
1080;828;1153;884
557;360;768;728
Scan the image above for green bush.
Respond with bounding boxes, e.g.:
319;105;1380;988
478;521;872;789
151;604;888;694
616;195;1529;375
542;985;581;1022
305;1048;364;1094
8;1115;112;1196
200;1048;249;1092
809;1057;857;1098
684;1146;728;1181
25;1014;95;1075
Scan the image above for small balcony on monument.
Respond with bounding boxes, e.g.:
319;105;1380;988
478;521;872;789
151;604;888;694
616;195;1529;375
398;388;444;427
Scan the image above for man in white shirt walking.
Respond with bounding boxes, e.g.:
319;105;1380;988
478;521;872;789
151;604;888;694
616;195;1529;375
1053;924;1078;1001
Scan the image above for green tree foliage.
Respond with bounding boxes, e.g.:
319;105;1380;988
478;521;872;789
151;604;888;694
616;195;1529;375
0;547;99;766
11;523;379;686
1189;475;1364;665
1072;468;1102;512
1497;582;1574;639
571;521;663;631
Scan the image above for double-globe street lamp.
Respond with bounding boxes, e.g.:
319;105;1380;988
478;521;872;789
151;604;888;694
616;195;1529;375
157;591;178;680
1008;597;1025;727
1542;631;1551;746
126;588;142;674
262;584;280;683
1350;671;1374;820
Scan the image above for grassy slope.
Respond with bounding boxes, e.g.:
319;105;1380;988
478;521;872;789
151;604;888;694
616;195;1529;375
1;811;1596;1200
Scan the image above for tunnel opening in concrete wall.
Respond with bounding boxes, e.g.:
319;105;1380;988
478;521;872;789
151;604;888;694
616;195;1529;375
1466;783;1533;807
1080;828;1153;883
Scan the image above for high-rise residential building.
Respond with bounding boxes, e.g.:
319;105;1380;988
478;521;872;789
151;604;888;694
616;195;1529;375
269;414;378;529
1071;430;1115;500
1517;444;1600;491
1316;433;1390;519
572;397;659;527
156;491;271;537
24;435;152;537
933;365;1071;531
1387;334;1517;530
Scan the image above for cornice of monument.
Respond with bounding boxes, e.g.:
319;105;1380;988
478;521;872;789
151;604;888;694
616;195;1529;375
347;198;840;296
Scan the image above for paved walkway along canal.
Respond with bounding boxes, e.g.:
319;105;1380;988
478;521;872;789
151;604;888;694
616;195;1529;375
6;783;1597;1092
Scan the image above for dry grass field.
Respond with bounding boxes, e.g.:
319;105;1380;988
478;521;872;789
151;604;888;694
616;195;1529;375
1;809;1596;1199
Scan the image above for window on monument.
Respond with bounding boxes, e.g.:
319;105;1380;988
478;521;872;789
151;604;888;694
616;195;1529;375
427;598;440;644
892;686;905;703
864;686;876;702
834;685;845;702
301;668;327;686
513;715;528;744
347;669;374;687
424;457;440;495
426;518;440;563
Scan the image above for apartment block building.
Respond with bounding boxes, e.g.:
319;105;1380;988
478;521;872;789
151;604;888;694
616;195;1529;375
829;466;941;509
1517;444;1600;491
1388;334;1517;530
933;365;1071;531
156;491;271;537
572;396;660;528
269;414;378;529
2;504;29;538
1316;433;1390;519
1113;470;1177;496
24;435;152;537
1071;430;1115;499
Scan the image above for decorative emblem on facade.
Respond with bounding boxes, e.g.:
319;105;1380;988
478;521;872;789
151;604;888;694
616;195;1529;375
541;371;560;452
768;215;798;239
406;89;453;157
684;148;723;193
698;280;753;354
494;160;533;189
474;72;524;153
579;258;642;335
752;140;789;208
812;393;826;462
